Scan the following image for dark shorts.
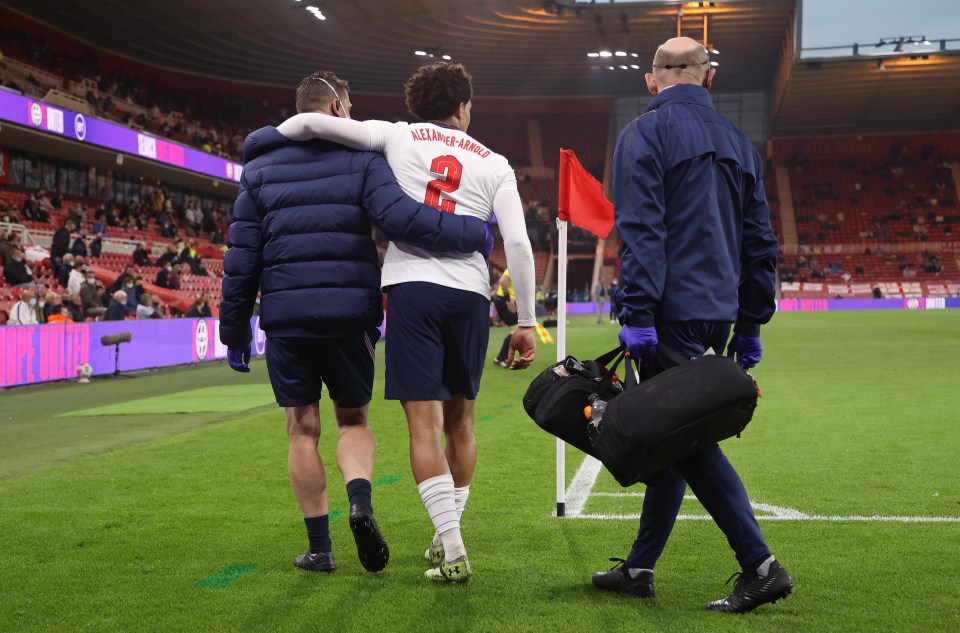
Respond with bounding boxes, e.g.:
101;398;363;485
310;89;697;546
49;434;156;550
265;329;380;408
384;282;490;401
493;295;518;326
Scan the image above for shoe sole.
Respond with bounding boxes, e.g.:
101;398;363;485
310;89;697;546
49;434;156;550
294;562;336;573
350;515;389;572
708;584;793;613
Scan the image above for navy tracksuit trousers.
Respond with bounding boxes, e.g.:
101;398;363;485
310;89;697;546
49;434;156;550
624;322;771;571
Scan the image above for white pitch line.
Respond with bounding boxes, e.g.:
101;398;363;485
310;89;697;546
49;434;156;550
562;455;603;517
564;455;960;523
577;513;960;523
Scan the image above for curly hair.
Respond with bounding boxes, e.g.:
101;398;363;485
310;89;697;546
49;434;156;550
404;62;473;122
296;71;350;114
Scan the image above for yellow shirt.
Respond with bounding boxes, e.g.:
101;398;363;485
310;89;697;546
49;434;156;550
495;268;516;300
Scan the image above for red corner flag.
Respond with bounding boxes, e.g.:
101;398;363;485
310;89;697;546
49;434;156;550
558;148;614;239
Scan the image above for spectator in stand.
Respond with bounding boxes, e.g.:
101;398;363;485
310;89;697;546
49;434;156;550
155;262;174;288
41;291;61;323
0;206;18;224
22;194;50;223
64;293;85;322
167;263;183;290
89;235;103;258
71;234;89;258
137;293;162;319
79;271;106;318
108;266;136;295
121;277;139;314
8;289;39;325
46;305;73;324
3;249;41;287
133;242;153;266
132;276;146;301
51;219;75;262
103;290;127;321
185;293;212;318
67;256;86;296
182;241;208;276
160;219;177;238
155;243;179;268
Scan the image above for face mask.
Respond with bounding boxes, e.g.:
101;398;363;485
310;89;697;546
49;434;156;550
87;279;96;285
28;298;37;307
13;257;22;263
39;301;46;308
125;283;134;289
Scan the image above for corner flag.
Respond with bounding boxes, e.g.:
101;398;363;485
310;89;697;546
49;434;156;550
558;148;614;239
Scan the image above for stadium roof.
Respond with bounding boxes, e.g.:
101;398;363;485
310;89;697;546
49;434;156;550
4;0;960;137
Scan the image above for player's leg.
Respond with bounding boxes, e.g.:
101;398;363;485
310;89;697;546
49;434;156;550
286;403;329;527
324;327;389;572
425;286;489;571
266;337;335;572
384;283;469;581
425;396;475;563
443;396;476;488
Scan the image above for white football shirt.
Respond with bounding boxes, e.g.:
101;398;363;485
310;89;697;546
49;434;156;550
275;113;536;326
362;120;515;297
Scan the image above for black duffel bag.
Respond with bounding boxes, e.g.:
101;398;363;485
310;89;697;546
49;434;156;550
588;346;760;487
522;346;626;456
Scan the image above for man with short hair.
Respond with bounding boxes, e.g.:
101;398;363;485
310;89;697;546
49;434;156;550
278;61;537;583
103;290;127;321
3;249;36;287
64;293;84;322
62;255;85;295
8;289;39;325
221;70;492;576
592;37;791;613
79;271;106;317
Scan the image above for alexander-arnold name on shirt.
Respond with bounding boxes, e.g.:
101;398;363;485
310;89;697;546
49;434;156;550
409;127;491;158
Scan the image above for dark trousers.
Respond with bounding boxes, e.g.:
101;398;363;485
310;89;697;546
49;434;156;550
625;321;771;571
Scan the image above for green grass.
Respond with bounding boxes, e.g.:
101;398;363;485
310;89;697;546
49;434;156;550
1;311;959;632
59;384;278;417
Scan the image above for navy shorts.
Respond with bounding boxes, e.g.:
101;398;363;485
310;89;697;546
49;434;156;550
265;329;380;408
384;282;490;401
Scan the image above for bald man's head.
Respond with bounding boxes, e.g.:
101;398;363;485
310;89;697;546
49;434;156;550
646;36;714;94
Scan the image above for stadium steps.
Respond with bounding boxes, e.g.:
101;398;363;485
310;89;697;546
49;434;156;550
775;164;798;250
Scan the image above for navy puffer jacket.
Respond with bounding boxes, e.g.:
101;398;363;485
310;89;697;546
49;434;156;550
220;126;486;347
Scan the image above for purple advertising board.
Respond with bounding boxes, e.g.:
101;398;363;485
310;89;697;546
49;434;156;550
568;297;960;315
0;91;244;183
0;317;265;388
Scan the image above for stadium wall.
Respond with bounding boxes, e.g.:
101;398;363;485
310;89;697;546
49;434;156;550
0;317;265;388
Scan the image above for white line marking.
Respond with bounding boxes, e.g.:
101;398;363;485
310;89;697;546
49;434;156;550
563;455;960;523
576;513;960;523
560;455;603;517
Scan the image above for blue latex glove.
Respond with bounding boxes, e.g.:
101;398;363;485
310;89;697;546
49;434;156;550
228;344;251;373
479;222;494;260
618;325;658;361
727;334;762;370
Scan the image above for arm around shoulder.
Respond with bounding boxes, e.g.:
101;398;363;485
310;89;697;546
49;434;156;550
361;154;486;253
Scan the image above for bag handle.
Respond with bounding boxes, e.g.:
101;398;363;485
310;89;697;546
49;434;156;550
624;342;694;388
592;345;627;384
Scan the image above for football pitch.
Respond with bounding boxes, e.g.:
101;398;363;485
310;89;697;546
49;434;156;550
1;311;958;633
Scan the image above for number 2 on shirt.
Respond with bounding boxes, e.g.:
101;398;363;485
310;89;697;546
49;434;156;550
424;155;463;213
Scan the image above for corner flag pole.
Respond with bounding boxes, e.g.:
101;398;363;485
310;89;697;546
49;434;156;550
555;217;568;517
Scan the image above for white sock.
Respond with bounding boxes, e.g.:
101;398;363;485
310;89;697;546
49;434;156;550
755;555;775;578
433;485;470;548
418;474;466;561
